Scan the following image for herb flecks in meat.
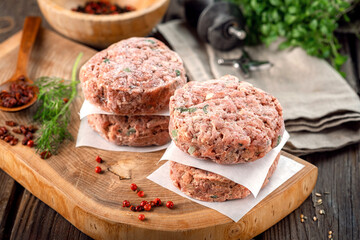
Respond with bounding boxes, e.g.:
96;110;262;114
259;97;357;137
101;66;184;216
34;53;83;155
127;128;136;136
175;107;198;113
171;129;178;140
175;69;181;77
202;104;209;114
145;39;156;44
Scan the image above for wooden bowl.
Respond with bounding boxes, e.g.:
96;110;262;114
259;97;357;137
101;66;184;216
37;0;170;48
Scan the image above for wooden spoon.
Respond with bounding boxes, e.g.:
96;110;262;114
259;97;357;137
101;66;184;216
0;16;41;112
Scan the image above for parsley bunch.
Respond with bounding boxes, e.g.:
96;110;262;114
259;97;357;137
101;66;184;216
230;0;353;74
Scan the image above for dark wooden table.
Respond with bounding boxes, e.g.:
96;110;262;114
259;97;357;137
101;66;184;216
0;1;359;239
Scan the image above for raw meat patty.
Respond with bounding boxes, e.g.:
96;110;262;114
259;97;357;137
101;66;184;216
80;37;186;115
169;75;284;164
87;114;170;146
169;153;280;202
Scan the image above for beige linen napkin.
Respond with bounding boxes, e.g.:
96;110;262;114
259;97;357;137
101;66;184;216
158;20;360;155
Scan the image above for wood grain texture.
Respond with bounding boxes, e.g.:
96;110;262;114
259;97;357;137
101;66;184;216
0;170;23;240
10;190;91;240
259;143;360;240
0;29;317;240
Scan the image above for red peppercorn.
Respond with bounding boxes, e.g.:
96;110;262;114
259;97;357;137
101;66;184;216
9;138;18;146
140;201;147;207
137;191;144;197
130;205;136;211
122;200;130;207
27;140;34;147
138;214;145;221
130;183;137;191
95;155;102;163
150;201;156;207
40;151;52;159
166;201;174;209
63;98;69;103
95;166;101;173
135;205;143;212
154;198;162;206
144;203;151;211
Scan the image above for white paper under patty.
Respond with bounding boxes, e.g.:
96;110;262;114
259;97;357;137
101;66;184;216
147;155;304;222
76;117;170;152
160;131;289;197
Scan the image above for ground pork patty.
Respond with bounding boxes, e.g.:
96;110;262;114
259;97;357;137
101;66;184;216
169;75;284;164
87;114;170;146
169;152;280;202
80;37;186;115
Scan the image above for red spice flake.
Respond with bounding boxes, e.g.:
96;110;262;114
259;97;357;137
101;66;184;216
130;183;137;191
9;138;18;146
122;200;130;208
0;126;8;136
4;135;13;142
63;98;69;103
40;151;52;159
27;125;38;133
95;155;102;163
25;132;33;140
22;137;29;145
140;201;147;207
138;214;145;221
95;166;102;173
20;125;27;134
27;140;34;148
5;121;17;127
154;198;162;206
12;128;22;134
166;201;174;209
135;205;144;212
144;203;151;211
137;191;144;198
72;1;135;15
0;76;35;108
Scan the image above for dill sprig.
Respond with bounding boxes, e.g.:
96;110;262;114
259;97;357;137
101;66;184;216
34;53;83;155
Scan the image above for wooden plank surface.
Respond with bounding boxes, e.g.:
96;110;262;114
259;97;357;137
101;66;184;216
0;28;317;240
0;1;359;240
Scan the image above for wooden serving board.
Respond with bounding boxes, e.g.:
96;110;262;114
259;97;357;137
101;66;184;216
0;29;318;240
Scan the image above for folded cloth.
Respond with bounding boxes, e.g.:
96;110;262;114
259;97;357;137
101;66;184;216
157;20;360;155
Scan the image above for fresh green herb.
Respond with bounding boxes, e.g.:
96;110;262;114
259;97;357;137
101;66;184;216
124;68;131;72
175;107;198;113
171;129;178;140
103;58;110;63
276;135;282;146
239;143;243;147
34;53;83;155
188;146;196;155
175;69;181;77
145;39;156;44
210;195;218;199
229;0;352;74
127;128;136;136
202;104;209;114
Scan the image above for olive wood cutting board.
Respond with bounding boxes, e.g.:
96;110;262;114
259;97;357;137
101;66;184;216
0;29;318;240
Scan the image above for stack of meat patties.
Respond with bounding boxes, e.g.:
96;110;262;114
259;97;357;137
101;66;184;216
79;37;186;146
168;75;285;202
